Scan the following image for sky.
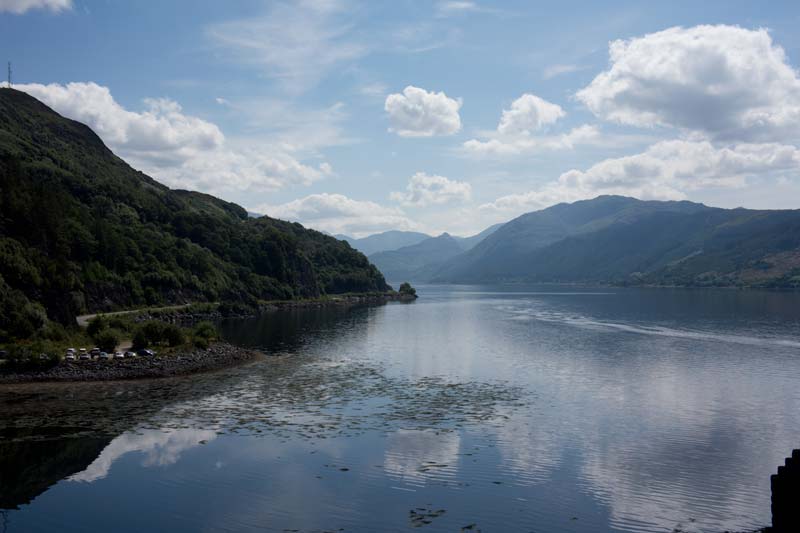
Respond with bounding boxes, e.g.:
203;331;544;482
3;0;800;237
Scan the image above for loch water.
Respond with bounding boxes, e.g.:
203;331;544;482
2;285;800;532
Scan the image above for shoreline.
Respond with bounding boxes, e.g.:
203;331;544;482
128;292;417;325
0;293;415;385
0;342;261;384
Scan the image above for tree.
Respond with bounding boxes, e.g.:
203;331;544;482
94;328;121;353
398;282;417;297
132;328;148;350
86;315;107;337
162;323;185;347
193;321;217;341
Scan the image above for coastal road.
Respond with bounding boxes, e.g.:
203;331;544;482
76;303;199;328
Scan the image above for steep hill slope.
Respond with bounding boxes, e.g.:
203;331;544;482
0;88;389;340
433;196;800;286
453;223;504;250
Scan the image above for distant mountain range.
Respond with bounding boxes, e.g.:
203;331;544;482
433;196;800;287
336;231;431;256
367;224;503;281
345;196;800;288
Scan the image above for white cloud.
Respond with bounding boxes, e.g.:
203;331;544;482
542;63;583;79
19;82;223;162
358;82;388;97
207;0;364;93
0;0;70;14
18;82;331;194
435;0;505;18
253;193;418;238
463;125;600;156
462;93;601;157
498;94;565;135
577;25;800;142
385;86;462;137
438;1;478;12
390;172;472;207
480;140;800;215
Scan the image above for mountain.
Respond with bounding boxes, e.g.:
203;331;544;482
0;88;389;340
337;230;431;256
369;233;466;281
453;222;504;250
368;224;504;282
432;196;800;286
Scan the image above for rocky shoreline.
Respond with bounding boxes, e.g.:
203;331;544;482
0;342;261;384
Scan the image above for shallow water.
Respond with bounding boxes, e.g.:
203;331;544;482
2;285;799;532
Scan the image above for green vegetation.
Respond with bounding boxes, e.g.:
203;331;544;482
192;321;218;349
131;321;185;349
398;282;417;297
0;88;389;342
93;328;121;353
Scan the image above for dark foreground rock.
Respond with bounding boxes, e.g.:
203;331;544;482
0;342;261;384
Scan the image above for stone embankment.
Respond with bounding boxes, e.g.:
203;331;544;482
0;342;260;384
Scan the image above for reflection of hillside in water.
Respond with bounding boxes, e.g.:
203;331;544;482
0;434;110;510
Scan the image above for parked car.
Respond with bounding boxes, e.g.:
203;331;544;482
0;350;7;359
66;348;76;354
137;349;156;357
124;351;136;358
79;352;91;360
98;351;110;360
39;353;49;360
65;352;76;361
114;351;125;359
90;347;101;357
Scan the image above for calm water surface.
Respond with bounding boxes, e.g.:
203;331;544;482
2;285;800;532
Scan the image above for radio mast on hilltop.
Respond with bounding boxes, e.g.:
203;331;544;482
6;62;10;88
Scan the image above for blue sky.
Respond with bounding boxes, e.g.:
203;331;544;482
3;0;800;237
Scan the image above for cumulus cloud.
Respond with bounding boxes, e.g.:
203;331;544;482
385;86;462;137
577;25;800;142
480;140;800;215
0;0;70;13
17;82;331;194
207;0;363;93
253;193;418;237
462;92;601;156
497;94;565;135
464;124;600;156
390;172;472;207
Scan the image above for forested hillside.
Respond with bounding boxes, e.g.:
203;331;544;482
0;89;389;340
